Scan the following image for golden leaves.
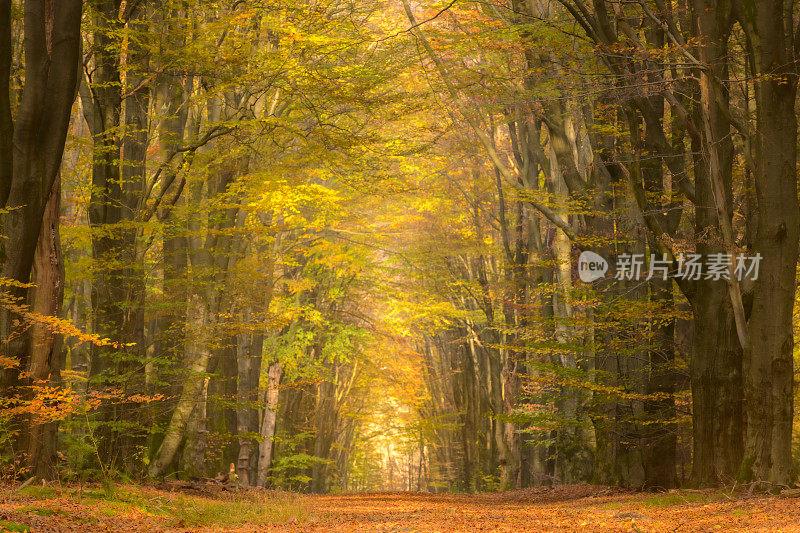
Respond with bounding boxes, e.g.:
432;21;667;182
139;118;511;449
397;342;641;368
0;278;128;350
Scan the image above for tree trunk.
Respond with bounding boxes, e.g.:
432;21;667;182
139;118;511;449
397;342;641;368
179;375;209;478
0;0;82;400
689;290;743;485
236;325;263;486
148;294;214;478
26;177;65;479
681;0;744;487
311;368;336;493
642;279;678;490
206;337;238;473
256;361;282;487
738;0;799;485
147;92;240;477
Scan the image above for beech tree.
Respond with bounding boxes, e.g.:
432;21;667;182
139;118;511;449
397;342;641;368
0;0;82;476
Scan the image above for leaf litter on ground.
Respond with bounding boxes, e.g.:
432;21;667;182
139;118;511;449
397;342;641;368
1;483;799;532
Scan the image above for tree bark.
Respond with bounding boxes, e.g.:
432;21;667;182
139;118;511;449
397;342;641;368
737;0;799;486
689;289;743;485
148;293;214;478
26;177;65;479
256;361;282;487
0;0;82;396
236;324;263;486
686;2;744;486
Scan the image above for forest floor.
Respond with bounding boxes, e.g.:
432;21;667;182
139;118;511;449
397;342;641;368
1;482;799;532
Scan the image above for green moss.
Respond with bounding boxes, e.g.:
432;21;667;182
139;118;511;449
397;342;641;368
0;520;31;532
642;493;713;507
161;494;317;527
16;507;67;517
737;456;754;483
57;486;320;528
598;502;621;510
16;486;57;500
741;0;757;23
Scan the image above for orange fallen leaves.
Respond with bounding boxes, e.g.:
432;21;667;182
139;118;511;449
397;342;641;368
1;484;800;532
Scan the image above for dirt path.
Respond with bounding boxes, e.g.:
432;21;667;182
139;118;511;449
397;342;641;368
2;484;799;532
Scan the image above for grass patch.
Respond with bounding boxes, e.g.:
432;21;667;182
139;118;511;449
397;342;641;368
163;492;316;527
66;486;319;527
0;520;31;532
15;486;57;500
642;492;715;507
16;506;67;517
598;502;622;510
7;484;319;528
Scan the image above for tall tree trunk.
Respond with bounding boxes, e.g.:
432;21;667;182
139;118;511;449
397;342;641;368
148;75;191;459
147;92;241;477
205;337;238;474
256;361;282;487
738;0;799;486
148;293;214;477
0;2;81;468
236;323;263;486
311;365;337;493
689;289;743;485
457;336;476;490
636;14;679;488
179;375;209;478
26;177;65;479
682;0;744;487
642;280;678;490
0;0;82;396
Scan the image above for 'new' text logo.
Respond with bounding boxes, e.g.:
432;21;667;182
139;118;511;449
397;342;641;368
578;251;608;282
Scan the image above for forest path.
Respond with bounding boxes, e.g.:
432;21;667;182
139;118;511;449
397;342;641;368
2;483;800;532
305;488;799;532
